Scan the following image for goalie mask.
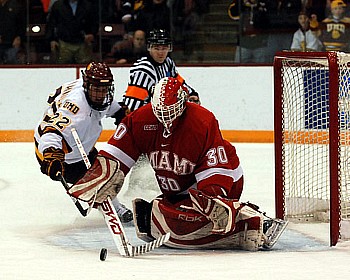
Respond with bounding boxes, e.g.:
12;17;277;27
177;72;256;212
151;77;188;136
82;62;114;111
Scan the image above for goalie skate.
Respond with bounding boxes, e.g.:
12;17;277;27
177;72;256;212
262;218;288;249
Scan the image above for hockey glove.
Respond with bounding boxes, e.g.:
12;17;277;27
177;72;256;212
113;102;131;126
189;189;241;235
68;155;124;204
41;147;65;181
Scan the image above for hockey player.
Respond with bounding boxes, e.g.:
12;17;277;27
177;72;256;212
68;77;287;250
34;62;133;223
122;28;200;112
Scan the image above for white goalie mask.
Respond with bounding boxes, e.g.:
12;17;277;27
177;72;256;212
151;77;188;137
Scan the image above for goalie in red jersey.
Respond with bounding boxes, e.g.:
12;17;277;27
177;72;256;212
71;77;287;250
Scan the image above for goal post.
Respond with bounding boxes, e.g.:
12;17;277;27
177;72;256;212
274;51;350;246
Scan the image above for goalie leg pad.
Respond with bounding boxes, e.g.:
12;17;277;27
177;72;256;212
68;155;124;204
148;197;265;250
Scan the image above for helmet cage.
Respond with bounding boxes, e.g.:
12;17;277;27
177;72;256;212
152;78;188;135
84;83;114;111
82;62;114;111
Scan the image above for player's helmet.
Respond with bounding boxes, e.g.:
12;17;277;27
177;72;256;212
147;29;173;51
151;77;188;135
82;62;114;111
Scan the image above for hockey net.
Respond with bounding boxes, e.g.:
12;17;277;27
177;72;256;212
274;51;350;246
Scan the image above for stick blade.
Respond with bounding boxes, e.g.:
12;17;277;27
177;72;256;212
130;232;170;257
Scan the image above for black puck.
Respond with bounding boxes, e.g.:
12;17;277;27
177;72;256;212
100;248;108;261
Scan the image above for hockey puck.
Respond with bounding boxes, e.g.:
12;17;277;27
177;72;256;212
100;248;107;261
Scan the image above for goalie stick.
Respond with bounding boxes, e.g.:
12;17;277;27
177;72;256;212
70;127;170;257
100;196;170;257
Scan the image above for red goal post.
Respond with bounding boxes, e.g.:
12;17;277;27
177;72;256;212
274;51;350;246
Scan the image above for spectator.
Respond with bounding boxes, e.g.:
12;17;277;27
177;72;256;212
171;0;209;62
318;0;350;51
120;0;146;33
302;0;329;22
261;0;302;63
134;0;170;34
107;29;147;64
233;0;269;63
0;0;26;64
90;0;122;23
290;11;323;51
45;0;98;64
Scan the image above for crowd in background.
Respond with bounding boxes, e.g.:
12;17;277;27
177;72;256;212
1;0;350;65
231;0;350;63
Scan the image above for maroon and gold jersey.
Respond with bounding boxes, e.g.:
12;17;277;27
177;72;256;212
319;17;350;51
100;102;243;198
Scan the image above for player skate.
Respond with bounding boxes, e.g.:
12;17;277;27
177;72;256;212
262;218;288;249
242;202;289;249
113;199;133;223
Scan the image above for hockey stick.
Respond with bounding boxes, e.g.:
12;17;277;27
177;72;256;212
71;127;170;257
58;172;89;217
100;196;170;257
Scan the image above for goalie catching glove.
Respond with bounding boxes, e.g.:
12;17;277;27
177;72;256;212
189;189;241;234
67;155;124;204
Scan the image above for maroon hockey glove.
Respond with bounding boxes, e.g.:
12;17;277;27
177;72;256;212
113;102;131;126
41;147;65;181
189;189;241;234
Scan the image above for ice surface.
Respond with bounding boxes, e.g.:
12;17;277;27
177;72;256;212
1;143;350;280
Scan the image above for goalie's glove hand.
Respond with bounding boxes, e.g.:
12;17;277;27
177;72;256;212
189;189;241;235
113;102;131;126
68;155;125;204
40;147;65;181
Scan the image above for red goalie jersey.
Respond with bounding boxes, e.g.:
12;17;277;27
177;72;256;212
100;102;243;199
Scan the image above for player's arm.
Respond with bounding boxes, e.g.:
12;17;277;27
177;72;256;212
37;98;75;180
37;126;70;181
106;99;130;126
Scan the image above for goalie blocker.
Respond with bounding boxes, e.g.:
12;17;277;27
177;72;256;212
67;155;125;204
133;189;288;251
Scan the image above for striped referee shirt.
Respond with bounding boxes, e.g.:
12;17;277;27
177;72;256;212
123;55;196;111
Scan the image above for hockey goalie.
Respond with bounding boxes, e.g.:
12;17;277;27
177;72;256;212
70;77;287;251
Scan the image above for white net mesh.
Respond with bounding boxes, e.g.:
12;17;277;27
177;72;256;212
277;52;350;242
